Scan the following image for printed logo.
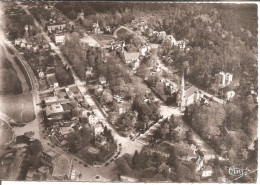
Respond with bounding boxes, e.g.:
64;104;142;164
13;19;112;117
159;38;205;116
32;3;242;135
225;166;257;181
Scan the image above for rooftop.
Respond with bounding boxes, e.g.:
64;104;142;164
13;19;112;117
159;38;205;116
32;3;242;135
46;103;64;117
46;73;58;86
185;86;198;98
45;96;58;104
61;103;72;111
52;155;72;178
123;49;140;61
59;127;74;135
43;149;60;159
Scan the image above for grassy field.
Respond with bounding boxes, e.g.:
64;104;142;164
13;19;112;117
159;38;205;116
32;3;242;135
116;27;132;38
0;120;13;146
94;35;115;45
0;91;35;123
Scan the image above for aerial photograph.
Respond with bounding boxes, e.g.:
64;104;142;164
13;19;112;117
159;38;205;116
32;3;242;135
0;1;258;183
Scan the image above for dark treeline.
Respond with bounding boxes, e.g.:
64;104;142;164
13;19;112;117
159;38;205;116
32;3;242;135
55;2;257;37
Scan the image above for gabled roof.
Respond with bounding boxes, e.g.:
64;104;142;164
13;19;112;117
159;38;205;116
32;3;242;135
185;86;198;98
52;155;72;178
123;49;140;61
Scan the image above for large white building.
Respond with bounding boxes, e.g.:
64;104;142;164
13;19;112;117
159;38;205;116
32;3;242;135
53;34;65;44
219;71;233;86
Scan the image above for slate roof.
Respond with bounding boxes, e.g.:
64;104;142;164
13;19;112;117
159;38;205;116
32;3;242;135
52;155;72;178
123;49;140;61
185;86;198;98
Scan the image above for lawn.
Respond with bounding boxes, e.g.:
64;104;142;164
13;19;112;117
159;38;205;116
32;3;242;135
0;91;35;123
0;120;13;146
115;27;133;38
94;35;115;45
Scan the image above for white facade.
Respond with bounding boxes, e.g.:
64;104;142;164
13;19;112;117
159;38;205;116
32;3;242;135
219;71;233;86
54;34;65;44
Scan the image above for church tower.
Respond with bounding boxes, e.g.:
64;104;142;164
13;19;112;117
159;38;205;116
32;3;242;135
24;25;29;40
181;72;185;100
180;72;186;110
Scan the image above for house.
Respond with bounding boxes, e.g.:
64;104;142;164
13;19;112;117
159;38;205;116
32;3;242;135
105;26;111;33
59;127;74;136
33;45;40;52
26;41;33;49
93;123;103;135
40;149;60;166
46;103;65;119
132;60;140;70
76;9;84;21
42;42;50;50
219;71;233;86
52;155;73;180
53;34;65;44
38;70;45;79
194;150;205;172
165;35;177;45
46;22;66;33
122;49;140;64
88;114;99;125
14;38;22;46
45;96;59;106
158;31;167;40
86;66;94;77
25;167;45;181
99;76;107;85
97;85;104;92
114;95;124;103
226;91;235;101
20;39;27;48
111;41;125;50
46;73;59;88
139;44;151;56
159;162;171;173
176;40;187;50
201;166;213;179
93;21;101;34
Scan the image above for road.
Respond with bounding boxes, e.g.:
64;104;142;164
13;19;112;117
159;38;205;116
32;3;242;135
21;5;81;84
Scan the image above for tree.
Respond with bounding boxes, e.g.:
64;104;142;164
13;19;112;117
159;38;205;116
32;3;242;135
68;10;77;19
28;139;43;155
115;157;131;175
224;103;243;130
186;129;193;144
132;150;140;169
203;72;211;88
100;89;113;104
103;126;108;136
138;64;150;79
167;148;178;168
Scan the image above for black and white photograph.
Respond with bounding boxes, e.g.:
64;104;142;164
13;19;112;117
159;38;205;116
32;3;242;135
0;0;258;183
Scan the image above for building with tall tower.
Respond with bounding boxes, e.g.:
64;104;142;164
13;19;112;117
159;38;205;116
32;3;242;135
177;73;200;111
93;21;101;34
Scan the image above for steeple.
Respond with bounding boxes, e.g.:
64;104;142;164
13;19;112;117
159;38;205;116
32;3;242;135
96;20;99;28
181;72;185;100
